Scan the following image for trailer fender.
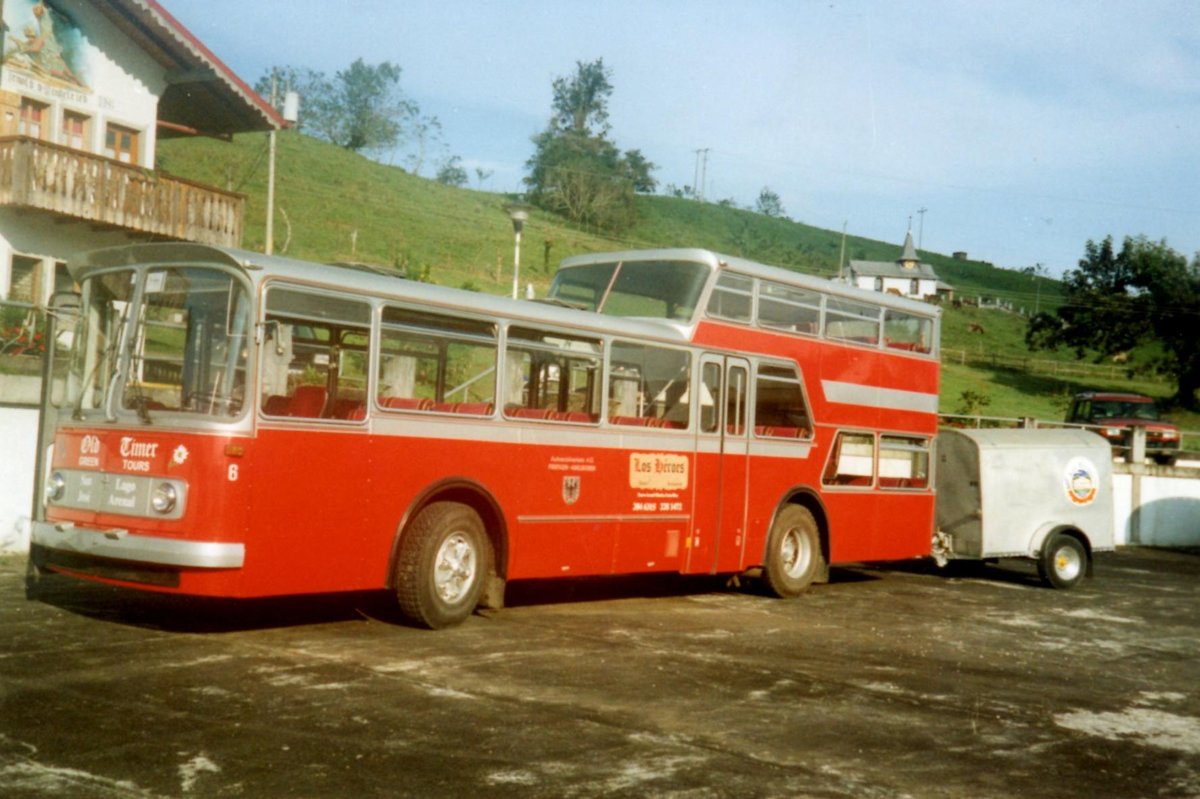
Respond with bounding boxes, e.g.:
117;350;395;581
1028;523;1094;576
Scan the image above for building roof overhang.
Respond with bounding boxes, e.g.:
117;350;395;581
90;0;284;139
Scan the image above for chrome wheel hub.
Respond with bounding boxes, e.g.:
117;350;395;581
781;528;811;578
434;532;477;604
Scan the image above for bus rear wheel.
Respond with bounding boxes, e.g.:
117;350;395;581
394;502;490;629
762;504;823;598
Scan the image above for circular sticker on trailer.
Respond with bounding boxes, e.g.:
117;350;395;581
1064;457;1100;506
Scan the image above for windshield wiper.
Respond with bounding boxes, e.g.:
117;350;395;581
125;359;153;425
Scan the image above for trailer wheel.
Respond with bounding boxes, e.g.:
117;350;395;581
1037;532;1087;590
394;502;490;629
762;504;823;598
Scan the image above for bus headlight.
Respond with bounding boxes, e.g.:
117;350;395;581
151;482;178;514
46;471;66;503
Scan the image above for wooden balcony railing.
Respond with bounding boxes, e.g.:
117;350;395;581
0;136;244;248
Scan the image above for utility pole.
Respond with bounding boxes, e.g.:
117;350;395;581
266;71;277;255
692;148;710;202
916;206;927;250
838;221;847;282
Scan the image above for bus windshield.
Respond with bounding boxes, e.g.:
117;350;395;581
63;266;252;421
547;259;711;321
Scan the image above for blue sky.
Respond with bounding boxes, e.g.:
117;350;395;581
165;0;1199;277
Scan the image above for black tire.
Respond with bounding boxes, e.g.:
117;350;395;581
394;502;490;629
761;504;824;598
1037;532;1087;590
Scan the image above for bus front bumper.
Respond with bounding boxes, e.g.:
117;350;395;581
31;521;245;569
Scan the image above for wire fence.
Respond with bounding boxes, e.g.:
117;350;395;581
940;348;1166;383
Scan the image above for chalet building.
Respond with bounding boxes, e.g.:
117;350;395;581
848;230;949;302
0;0;280;552
0;0;280;309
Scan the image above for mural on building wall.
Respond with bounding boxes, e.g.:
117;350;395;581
4;0;90;90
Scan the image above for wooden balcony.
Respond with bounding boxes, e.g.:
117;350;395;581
0;136;243;248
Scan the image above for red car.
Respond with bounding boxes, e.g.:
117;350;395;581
1066;392;1180;464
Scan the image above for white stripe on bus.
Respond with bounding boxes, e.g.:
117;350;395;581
820;380;939;414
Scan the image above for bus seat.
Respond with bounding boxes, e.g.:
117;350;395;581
453;401;494;416
559;411;597;424
509;407;555;420
333;398;366;419
381;396;434;411
289;385;328;417
759;426;803;438
610;415;650;427
262;395;290;416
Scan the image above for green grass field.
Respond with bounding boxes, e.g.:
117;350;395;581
157;131;1194;434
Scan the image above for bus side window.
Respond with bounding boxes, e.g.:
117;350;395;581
503;327;601;423
753;363;812;439
883;310;933;355
824;297;882;346
378;306;497;415
260;320;333;418
260;287;371;420
822;432;875;487
758;281;821;335
608;342;691;430
878;436;930;489
706;272;753;323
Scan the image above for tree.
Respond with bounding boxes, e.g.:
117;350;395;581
622;149;657;194
405;115;445;176
525;59;656;231
755;187;785;218
1027;235;1200;408
258;59;415;155
435;156;468;187
550;58;612;135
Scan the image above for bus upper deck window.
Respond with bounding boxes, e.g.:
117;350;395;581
706;272;753;323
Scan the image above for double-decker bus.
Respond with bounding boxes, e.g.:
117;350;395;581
30;243;940;628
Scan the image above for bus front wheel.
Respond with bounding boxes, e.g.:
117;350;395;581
394;502;491;629
762;504;824;598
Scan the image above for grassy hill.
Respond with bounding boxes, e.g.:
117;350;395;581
157;132;1194;432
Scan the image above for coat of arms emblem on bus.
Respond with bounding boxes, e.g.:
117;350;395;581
562;476;581;505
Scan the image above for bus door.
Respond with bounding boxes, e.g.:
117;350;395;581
33;293;81;526
686;355;749;574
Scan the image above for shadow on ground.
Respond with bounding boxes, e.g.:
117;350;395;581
21;559;883;633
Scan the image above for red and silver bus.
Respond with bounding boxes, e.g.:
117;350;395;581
31;243;940;628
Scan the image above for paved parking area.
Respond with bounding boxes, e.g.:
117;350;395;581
2;548;1198;798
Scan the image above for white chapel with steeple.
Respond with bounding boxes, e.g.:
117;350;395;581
847;229;943;301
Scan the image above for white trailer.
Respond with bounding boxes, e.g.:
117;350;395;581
933;428;1115;588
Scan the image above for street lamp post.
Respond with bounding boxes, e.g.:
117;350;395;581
506;204;530;299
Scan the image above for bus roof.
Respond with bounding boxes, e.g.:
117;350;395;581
557;247;942;320
73;242;697;347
